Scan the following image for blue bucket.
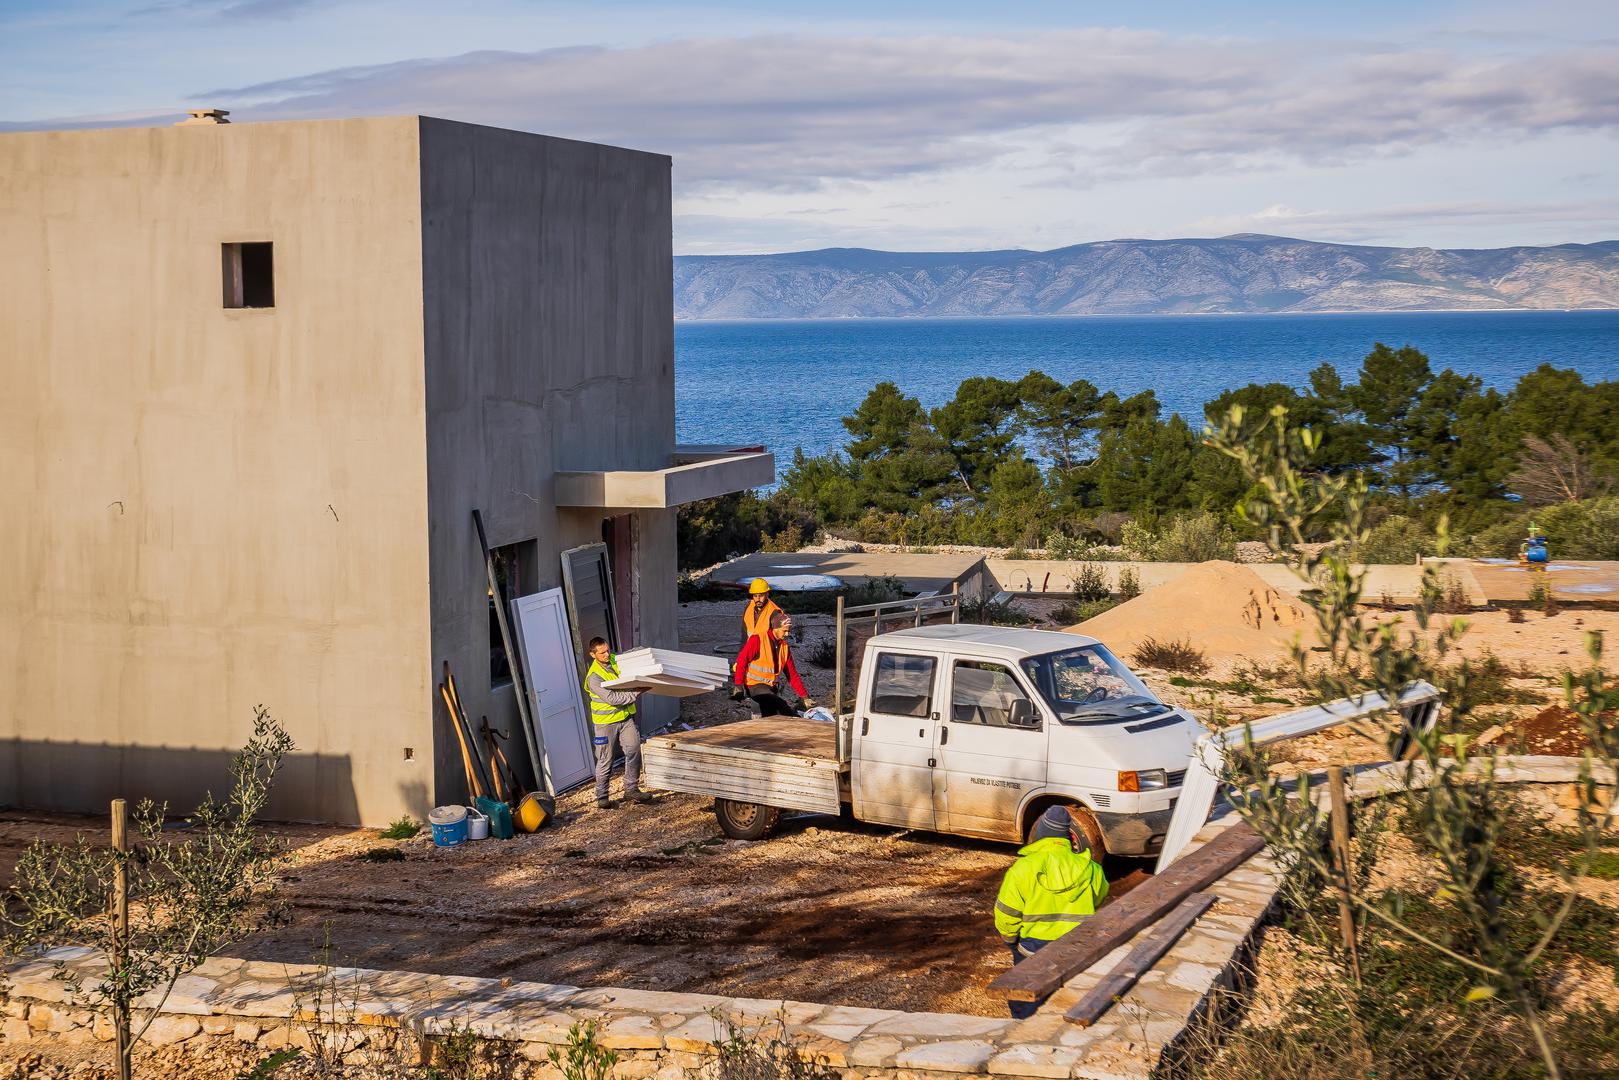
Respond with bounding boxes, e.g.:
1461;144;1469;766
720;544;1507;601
428;805;468;847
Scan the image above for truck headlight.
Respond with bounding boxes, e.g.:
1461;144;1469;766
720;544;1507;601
1118;769;1168;792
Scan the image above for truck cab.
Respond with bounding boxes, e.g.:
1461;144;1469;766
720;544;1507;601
850;625;1203;855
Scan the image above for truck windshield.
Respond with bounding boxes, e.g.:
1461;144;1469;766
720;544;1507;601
1019;645;1168;724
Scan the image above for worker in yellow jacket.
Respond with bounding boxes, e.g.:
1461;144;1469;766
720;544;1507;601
994;805;1110;1018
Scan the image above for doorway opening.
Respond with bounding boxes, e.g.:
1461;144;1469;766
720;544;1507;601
601;514;639;649
489;538;538;687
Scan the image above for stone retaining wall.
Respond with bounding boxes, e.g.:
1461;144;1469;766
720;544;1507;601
4;757;1602;1079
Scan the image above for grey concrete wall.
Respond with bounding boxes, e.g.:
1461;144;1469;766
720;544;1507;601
417;118;678;798
0;118;435;825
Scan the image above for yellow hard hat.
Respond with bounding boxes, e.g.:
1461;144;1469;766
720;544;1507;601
748;578;771;595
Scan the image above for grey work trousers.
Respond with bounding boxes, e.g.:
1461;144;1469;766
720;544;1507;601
592;719;642;800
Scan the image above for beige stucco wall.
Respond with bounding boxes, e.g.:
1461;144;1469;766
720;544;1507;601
0;118;434;824
416;118;680;795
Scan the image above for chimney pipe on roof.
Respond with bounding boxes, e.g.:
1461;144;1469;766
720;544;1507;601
176;108;230;126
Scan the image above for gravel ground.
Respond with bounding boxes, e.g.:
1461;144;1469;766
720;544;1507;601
3;597;1603;1027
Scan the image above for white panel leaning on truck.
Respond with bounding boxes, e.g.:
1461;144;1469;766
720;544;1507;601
642;624;1208;854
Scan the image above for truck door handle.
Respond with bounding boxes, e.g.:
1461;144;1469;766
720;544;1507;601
928;758;937;768
939;726;949;745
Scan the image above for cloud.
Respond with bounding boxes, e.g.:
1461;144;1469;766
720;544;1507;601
154;30;1617;192
132;0;332;20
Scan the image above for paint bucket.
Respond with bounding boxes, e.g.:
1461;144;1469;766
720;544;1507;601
428;804;468;847
464;805;490;841
515;792;556;833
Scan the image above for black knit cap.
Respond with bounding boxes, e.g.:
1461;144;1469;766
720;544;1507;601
1031;805;1089;852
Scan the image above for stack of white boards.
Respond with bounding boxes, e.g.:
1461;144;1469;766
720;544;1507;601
602;647;734;698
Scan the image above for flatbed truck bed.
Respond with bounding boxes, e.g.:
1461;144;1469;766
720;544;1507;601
642;716;847;816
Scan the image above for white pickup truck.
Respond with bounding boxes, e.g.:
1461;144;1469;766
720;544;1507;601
642;624;1207;856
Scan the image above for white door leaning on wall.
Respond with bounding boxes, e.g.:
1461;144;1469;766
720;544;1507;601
510;587;595;794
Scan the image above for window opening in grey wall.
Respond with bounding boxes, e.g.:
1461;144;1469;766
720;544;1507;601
221;241;274;308
489;539;538;688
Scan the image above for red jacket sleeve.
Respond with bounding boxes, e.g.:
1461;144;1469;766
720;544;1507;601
734;636;758;685
782;650;808;698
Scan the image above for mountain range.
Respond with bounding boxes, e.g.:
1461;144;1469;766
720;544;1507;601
672;235;1619;319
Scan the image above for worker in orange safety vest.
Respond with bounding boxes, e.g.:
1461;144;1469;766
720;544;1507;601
739;577;781;649
731;610;813;717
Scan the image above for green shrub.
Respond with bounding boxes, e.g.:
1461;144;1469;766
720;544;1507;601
850;574;906;604
1354;514;1433;564
1050;598;1115;625
379;816;421;840
1465;514;1530;559
547;1021;618;1080
960;597;1031;626
1130;636;1210;674
1045;533;1086;560
761;523;806;552
1465;496;1619;560
1071;562;1109;602
1122;512;1236;562
678;492;817;571
710;1012;840;1080
1535;496;1619;559
1117;565;1141;600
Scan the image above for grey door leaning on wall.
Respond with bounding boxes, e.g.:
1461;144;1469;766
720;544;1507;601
509;587;595;795
560;543;619;682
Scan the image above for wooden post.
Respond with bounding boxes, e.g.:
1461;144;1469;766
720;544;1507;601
950;581;960;624
834;595;846;713
110;799;131;1080
1327;766;1361;984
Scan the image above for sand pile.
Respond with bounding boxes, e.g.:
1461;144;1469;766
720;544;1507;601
1071;561;1317;665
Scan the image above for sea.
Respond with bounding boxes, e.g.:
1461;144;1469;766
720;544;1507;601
673;310;1619;471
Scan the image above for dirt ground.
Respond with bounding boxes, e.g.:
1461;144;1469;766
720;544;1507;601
3;595;1608;1028
1;793;1046;1019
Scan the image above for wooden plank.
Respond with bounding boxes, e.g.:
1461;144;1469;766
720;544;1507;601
1064;893;1217;1026
990;823;1266;1002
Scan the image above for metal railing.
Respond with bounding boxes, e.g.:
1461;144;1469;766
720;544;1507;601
832;585;961;712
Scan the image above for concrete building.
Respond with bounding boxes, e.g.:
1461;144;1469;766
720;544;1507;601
0;114;770;825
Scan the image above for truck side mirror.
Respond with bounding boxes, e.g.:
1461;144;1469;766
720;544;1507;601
1008;699;1035;728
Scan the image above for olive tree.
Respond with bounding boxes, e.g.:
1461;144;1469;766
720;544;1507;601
3;707;294;1080
1206;405;1615;1080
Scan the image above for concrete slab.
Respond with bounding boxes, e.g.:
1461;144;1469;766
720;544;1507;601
984;559;1489;607
1467;559;1619;602
712;551;986;596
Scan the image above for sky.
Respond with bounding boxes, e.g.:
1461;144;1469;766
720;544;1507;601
4;1;1617;254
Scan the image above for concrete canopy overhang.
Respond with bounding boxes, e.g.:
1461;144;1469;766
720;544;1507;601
554;445;775;509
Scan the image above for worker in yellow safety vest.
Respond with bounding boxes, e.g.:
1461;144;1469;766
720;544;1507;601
740;578;781;650
584;637;653;810
730;610;813;717
994;805;1110;1018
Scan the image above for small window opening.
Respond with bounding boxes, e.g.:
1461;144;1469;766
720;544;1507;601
222;242;274;308
490;538;539;687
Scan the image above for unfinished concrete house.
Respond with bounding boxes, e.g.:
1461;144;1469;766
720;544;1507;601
0;113;771;825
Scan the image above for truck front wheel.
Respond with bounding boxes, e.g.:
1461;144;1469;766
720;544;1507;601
714;798;780;841
1027;803;1108;857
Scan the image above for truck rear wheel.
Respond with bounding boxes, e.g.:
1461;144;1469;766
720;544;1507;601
714;798;780;841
